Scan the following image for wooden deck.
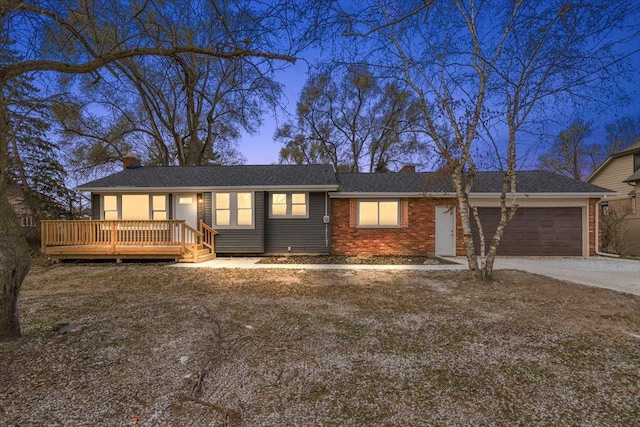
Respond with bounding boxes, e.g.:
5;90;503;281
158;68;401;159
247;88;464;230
41;220;217;263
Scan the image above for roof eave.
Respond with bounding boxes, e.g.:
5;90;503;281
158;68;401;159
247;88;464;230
77;185;339;192
329;191;617;199
469;192;617;198
587;144;640;182
329;192;454;198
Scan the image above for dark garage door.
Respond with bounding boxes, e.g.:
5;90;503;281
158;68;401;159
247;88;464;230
471;207;582;256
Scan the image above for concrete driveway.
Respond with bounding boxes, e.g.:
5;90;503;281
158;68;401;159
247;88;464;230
489;256;640;296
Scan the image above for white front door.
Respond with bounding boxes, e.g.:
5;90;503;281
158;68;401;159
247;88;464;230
435;205;455;256
174;193;198;230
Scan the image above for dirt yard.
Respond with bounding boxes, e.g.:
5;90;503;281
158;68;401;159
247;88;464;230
1;261;639;426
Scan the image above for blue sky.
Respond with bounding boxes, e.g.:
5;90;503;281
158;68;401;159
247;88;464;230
239;35;640;168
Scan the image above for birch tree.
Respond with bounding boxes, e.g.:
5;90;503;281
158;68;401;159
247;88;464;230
0;0;300;341
330;0;639;280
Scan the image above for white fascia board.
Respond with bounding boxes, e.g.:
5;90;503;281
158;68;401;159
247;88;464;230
329;192;455;198
77;185;339;193
586;158;612;182
468;192;618;198
328;191;617;199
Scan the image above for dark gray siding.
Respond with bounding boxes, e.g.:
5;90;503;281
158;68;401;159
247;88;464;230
214;191;264;253
203;192;212;226
265;192;330;254
91;193;100;219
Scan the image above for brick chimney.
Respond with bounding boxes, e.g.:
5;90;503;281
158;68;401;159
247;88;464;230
400;164;415;173
122;152;141;170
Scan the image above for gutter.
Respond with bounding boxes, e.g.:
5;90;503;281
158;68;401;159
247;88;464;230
330;191;615;199
77;185;340;192
594;198;621;258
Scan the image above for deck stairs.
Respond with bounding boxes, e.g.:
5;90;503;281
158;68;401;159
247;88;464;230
180;244;216;263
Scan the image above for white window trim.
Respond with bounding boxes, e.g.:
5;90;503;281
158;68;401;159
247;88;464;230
269;192;310;219
101;194;168;220
152;195;168;220
357;199;400;228
21;216;35;227
213;191;255;229
102;195;120;220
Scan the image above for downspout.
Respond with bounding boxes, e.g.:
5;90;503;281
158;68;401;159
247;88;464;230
595;197;620;258
325;192;329;248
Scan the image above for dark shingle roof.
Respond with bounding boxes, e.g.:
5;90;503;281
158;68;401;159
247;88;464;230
613;140;640;156
77;164;338;189
624;169;640;183
78;165;613;195
336;170;615;194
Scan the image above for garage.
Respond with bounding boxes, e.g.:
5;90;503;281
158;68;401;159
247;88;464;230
471;207;583;256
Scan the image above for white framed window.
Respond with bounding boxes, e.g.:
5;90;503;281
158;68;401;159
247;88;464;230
102;194;167;220
358;200;399;227
103;195;118;220
269;192;309;219
152;195;167;220
122;194;151;220
213;192;254;228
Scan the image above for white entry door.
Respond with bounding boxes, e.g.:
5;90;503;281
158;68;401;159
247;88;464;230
435;206;455;256
174;193;198;229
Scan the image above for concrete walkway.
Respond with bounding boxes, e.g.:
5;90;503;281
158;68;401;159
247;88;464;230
171;257;469;271
171;256;640;296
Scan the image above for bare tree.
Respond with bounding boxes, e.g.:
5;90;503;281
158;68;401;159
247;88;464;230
61;40;282;170
601;202;633;255
605;115;640;154
329;0;639;280
0;0;299;341
538;119;604;181
276;64;427;172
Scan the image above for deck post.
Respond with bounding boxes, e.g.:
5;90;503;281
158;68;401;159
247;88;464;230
110;221;117;254
181;221;186;252
40;221;46;255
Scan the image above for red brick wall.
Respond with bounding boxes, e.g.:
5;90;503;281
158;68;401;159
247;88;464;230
331;198;459;256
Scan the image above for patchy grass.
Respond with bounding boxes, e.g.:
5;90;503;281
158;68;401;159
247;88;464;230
1;262;639;426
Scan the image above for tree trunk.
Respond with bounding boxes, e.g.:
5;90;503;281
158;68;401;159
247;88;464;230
0;191;30;341
0;92;31;341
453;174;480;280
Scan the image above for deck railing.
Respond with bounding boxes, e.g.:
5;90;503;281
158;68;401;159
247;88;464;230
40;220;216;260
200;220;217;252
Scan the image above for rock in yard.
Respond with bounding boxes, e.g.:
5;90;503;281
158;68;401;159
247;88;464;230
66;327;85;336
356;252;373;260
57;324;85;336
52;321;70;332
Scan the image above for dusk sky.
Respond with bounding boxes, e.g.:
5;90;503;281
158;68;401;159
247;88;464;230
239;36;640;169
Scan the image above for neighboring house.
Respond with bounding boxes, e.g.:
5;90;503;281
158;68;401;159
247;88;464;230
587;141;640;255
7;184;67;243
39;154;613;262
7;185;38;229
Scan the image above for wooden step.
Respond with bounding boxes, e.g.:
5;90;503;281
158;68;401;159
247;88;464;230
179;247;216;263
